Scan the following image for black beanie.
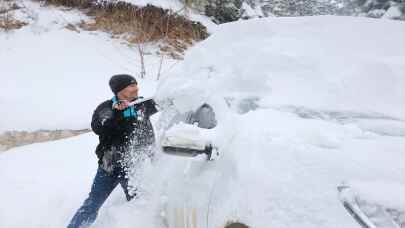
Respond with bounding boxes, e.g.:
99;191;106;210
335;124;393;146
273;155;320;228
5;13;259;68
109;74;137;94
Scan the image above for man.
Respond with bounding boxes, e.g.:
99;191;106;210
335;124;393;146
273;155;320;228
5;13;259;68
68;74;157;228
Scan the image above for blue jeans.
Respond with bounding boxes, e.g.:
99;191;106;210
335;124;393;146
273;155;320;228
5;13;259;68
67;166;135;228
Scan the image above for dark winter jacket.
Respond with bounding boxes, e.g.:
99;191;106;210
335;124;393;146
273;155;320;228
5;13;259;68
91;97;157;173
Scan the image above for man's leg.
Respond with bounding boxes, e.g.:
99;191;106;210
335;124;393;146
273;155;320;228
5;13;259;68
119;176;136;201
67;167;118;228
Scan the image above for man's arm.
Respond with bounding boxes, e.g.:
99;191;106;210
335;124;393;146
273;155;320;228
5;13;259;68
91;103;124;136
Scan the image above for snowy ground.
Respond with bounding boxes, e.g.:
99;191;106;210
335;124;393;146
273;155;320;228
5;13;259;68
1;1;404;228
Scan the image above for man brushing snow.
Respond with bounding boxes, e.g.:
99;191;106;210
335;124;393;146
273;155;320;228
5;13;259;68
68;74;157;228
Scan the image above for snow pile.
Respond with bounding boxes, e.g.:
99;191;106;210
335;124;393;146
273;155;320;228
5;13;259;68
383;5;403;19
156;16;405;120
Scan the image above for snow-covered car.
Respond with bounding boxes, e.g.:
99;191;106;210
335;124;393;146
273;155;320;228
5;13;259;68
152;16;405;228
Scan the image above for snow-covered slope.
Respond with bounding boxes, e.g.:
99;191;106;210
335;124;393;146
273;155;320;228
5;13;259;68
0;0;175;133
1;7;404;228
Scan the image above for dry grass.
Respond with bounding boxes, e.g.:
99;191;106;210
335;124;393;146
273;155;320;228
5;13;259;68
39;0;209;58
0;0;28;31
0;129;90;152
0;16;28;31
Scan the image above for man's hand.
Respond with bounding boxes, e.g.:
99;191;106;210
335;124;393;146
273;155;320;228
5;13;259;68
113;100;129;110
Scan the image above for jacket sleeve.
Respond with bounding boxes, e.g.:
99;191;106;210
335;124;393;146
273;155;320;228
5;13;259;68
91;104;125;136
